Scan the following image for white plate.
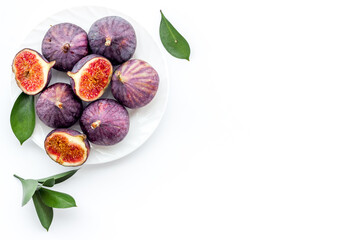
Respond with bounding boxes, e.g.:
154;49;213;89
11;6;169;165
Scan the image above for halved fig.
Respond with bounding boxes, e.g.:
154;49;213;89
88;16;137;64
12;48;55;95
36;83;83;128
42;23;89;72
44;129;90;167
111;59;159;108
80;99;129;146
67;54;113;102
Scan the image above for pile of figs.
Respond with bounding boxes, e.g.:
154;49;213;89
12;16;160;167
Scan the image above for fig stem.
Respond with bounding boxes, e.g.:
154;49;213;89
91;120;101;129
55;101;63;109
117;73;122;82
67;72;75;78
105;37;112;46
62;43;71;53
48;61;56;68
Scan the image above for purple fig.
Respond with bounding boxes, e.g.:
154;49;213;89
67;54;113;102
44;128;90;166
36;83;82;128
80;99;129;146
88;16;136;64
42;23;89;72
111;59;159;108
12;48;55;95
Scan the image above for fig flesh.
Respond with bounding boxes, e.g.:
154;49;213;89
12;48;55;95
80;99;129;146
42;23;89;72
88;16;137;64
44;129;90;166
111;59;159;108
36;83;82;128
67;54;113;102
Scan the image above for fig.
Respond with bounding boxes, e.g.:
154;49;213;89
42;23;89;72
88;16;137;64
111;59;159;108
80;99;129;146
44;128;90;167
36;83;82;128
67;54;113;102
12;48;55;95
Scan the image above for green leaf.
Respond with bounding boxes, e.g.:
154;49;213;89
37;169;78;185
41;178;55;187
160;10;191;60
14;175;38;206
38;188;77;209
32;191;53;231
10;92;35;145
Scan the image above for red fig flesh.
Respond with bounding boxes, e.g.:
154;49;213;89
67;54;113;102
12;48;55;95
44;129;90;166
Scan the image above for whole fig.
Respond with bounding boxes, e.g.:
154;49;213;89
12;48;55;95
42;23;89;72
44;128;90;167
88;16;136;64
67;54;113;102
80;99;129;146
111;59;159;108
36;83;82;128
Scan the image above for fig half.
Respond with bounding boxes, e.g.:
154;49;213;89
36;83;83;128
42;23;89;72
111;59;159;108
67;54;113;102
80;99;129;146
44;129;90;166
88;16;137;64
12;48;55;95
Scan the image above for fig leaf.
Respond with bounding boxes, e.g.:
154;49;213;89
10;93;35;145
13;175;38;206
38;188;77;209
37;169;78;185
32;191;53;231
41;178;55;187
160;10;190;60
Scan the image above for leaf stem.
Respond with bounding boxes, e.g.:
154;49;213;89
13;174;24;181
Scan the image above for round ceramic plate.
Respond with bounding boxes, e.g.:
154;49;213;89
10;6;169;165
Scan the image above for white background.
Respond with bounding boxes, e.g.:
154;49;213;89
1;0;360;239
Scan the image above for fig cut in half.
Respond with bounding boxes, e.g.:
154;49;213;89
44;129;90;167
12;48;55;95
67;54;113;102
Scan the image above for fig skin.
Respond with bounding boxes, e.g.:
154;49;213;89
88;16;137;65
12;48;55;95
67;54;113;102
42;23;89;72
80;99;130;146
44;128;90;167
111;59;159;108
36;83;83;128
